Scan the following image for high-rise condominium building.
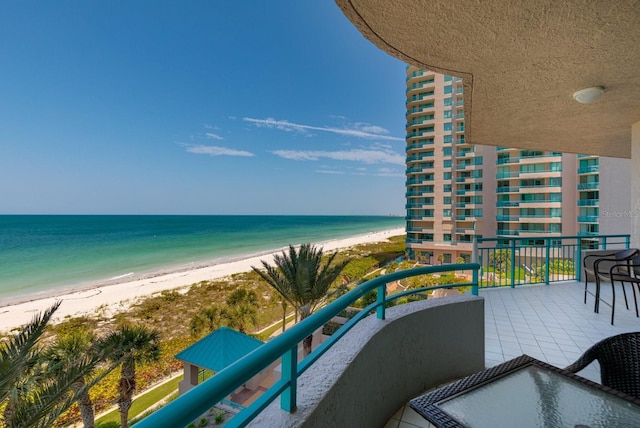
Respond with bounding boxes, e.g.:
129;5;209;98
405;66;630;263
405;67;496;264
495;148;577;241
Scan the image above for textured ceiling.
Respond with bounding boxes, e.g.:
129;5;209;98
336;0;640;158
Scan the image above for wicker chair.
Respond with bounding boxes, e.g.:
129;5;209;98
565;332;640;399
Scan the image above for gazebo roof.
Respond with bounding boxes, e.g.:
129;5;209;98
175;326;264;372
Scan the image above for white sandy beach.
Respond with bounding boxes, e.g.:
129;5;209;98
0;227;405;333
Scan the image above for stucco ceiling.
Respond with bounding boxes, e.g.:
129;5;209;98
336;0;640;158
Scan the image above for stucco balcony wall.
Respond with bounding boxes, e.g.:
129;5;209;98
249;295;484;427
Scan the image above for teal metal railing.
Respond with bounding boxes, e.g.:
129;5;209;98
474;234;630;288
136;264;480;428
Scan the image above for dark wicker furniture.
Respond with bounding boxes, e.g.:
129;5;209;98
583;248;639;324
565;332;640;399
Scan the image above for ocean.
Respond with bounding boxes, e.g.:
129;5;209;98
0;215;405;303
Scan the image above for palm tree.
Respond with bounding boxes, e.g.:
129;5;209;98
252;243;349;356
43;331;98;428
221;288;259;333
100;325;161;428
226;287;259;307
1;302;110;428
222;303;258;334
190;306;221;337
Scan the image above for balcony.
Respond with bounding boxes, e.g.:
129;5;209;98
136;234;634;427
578;165;599;174
496;186;519;193
578;215;599;223
578;182;600;190
578;199;600;206
496;229;519;236
496;201;519;207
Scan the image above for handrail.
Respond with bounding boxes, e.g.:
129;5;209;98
474;234;630;287
136;263;479;428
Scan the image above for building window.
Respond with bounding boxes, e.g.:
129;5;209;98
443;135;452;143
444;75;452;82
443;159;452;168
443;110;452;119
443;97;452;107
444;85;453;94
444;122;452;131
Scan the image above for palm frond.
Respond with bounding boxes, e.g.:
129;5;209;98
8;350;120;428
0;301;61;402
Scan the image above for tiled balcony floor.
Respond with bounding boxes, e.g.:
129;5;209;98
385;280;640;428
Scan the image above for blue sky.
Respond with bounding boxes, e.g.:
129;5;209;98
0;2;407;215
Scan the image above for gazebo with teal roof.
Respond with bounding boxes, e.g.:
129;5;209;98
176;326;265;395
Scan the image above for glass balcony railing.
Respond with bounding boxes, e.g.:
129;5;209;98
496;229;519;236
496;172;520;179
496;215;519;222
496;187;519;193
578;182;599;190
577;199;599;206
578;215;599;223
577;165;599;174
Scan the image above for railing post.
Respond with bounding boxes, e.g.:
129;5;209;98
576;238;583;282
376;284;386;320
626;235;631;249
472;265;479;296
472;237;481;288
510;238;516;288
544;238;551;285
280;347;298;412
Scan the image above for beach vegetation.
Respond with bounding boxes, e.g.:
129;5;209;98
49;315;99;337
24;234;406;426
99;324;161;428
252;243;350;356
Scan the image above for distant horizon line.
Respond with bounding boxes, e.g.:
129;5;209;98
0;213;407;217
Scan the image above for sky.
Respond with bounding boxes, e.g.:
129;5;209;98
0;1;408;215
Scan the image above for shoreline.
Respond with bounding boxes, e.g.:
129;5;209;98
0;227;405;333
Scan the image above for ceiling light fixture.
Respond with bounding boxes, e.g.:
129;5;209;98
572;86;605;104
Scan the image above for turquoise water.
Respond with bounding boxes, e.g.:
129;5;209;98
0;215;405;302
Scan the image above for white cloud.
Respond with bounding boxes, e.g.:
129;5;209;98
272;148;404;165
243;117;403;141
316;169;346;175
205;132;224;140
354;123;389;135
183;144;254;157
376;167;405;177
